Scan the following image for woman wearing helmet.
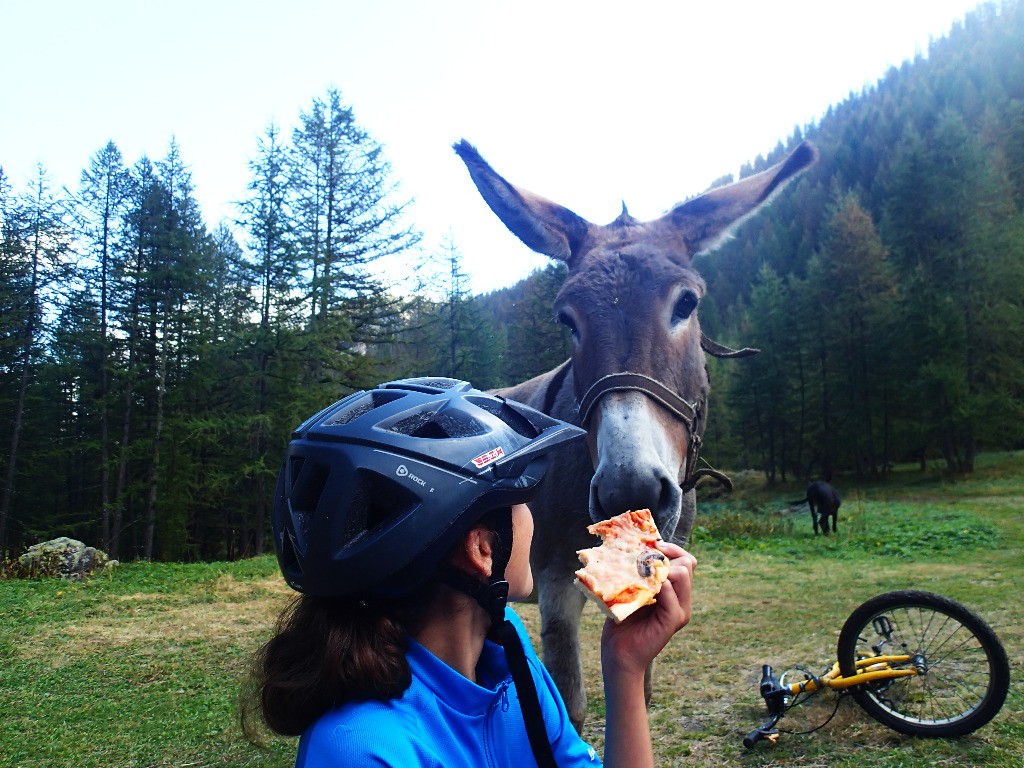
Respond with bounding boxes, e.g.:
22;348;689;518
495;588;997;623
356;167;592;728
244;377;696;768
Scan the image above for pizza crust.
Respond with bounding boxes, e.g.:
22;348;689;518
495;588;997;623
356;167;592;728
574;508;670;623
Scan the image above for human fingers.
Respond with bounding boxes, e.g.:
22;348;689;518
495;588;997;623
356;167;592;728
663;559;693;626
656;541;697;573
601;550;695;676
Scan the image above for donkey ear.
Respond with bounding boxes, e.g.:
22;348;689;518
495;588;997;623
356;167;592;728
666;141;817;256
454;140;591;263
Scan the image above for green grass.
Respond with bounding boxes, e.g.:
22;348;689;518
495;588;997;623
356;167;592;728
693;498;1000;557
2;452;1022;767
0;559;297;767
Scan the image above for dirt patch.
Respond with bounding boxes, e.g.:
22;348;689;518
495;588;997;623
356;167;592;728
17;576;294;667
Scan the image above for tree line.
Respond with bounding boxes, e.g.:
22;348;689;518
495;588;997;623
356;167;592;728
1;88;468;560
3;1;1023;561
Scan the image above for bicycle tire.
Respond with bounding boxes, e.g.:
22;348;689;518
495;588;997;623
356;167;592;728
836;590;1009;738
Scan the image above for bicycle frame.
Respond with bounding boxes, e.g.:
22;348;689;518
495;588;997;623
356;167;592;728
744;656;921;748
790;656;921;693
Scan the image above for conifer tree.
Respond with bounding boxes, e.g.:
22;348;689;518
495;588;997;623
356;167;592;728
0;167;75;556
287;89;419;413
809;190;899;476
504;263;570;383
883;112;1019;471
70;141;131;551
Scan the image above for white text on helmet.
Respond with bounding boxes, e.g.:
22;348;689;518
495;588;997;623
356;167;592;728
471;446;505;469
396;465;428;487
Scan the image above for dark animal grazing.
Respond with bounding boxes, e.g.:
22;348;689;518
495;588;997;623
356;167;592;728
454;139;816;729
790;480;841;535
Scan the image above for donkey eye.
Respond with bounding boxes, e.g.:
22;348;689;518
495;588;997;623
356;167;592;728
672;290;699;324
556;310;580;339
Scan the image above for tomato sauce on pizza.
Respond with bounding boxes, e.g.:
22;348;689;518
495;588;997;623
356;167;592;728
574;508;670;622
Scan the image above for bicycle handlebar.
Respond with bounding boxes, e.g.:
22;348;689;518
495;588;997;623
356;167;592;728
759;665;780;696
743;714;781;748
743;665;786;749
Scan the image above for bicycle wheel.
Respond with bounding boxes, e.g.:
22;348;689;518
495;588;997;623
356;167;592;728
836;590;1009;738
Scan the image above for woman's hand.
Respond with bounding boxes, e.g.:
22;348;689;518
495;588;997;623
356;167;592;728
599;542;696;768
600;542;696;678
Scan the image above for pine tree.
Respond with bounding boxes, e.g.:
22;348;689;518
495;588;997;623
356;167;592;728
289;87;419;395
233;122;304;557
70;140;131;551
730;264;796;483
809;190;900;476
504;263;570;383
0;166;75;556
882;111;1021;471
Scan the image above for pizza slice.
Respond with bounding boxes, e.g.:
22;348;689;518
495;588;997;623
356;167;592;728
574;508;670;623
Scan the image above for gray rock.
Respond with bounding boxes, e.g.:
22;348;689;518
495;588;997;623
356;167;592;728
16;537;117;580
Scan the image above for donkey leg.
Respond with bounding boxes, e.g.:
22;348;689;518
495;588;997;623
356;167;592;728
643;658;657;706
537;566;589;731
809;503;820;535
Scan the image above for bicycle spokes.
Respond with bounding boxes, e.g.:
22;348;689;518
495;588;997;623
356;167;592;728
837;591;1009;738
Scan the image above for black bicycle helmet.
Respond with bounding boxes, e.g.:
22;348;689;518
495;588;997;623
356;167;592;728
273;377;585;599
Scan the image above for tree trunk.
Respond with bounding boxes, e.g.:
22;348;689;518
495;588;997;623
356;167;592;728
142;316;169;560
99;192;113;551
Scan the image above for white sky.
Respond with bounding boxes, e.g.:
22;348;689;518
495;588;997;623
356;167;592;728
1;0;986;294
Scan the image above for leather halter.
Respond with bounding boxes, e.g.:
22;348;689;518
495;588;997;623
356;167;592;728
575;371;732;493
571;333;753;493
578;372;698;429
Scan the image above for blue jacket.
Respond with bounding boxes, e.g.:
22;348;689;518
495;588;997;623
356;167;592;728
295;608;601;767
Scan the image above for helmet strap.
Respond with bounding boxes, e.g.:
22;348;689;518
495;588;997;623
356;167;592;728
439;508;515;629
437;511;556;768
439;564;510;628
496;618;559;768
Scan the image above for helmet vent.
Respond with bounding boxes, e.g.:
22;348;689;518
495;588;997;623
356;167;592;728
382;377;464;393
343;470;420;547
467;395;539;438
411;377;462;390
388;409;487;439
327;390;405;426
389;410;441;437
279;530;302;576
288;457;329;514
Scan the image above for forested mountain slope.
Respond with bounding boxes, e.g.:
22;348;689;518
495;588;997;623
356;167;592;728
693;0;1024;480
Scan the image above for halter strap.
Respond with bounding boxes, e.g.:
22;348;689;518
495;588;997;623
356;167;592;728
575;371;731;494
577;372;698;429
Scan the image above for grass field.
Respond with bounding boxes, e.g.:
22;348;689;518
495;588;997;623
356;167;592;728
2;452;1021;767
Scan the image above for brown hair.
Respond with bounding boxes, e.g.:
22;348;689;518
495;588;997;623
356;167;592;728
241;585;440;738
241;507;512;739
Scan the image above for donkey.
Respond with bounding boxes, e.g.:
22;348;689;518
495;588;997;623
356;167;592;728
454;139;816;729
790;480;842;535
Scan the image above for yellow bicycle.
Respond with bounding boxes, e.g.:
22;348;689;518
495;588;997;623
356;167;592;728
744;590;1010;748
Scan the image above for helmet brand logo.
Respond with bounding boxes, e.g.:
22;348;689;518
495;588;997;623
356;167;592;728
471;446;505;469
396;464;427;487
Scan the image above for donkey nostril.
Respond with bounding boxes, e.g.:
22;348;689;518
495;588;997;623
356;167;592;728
590;464;681;528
